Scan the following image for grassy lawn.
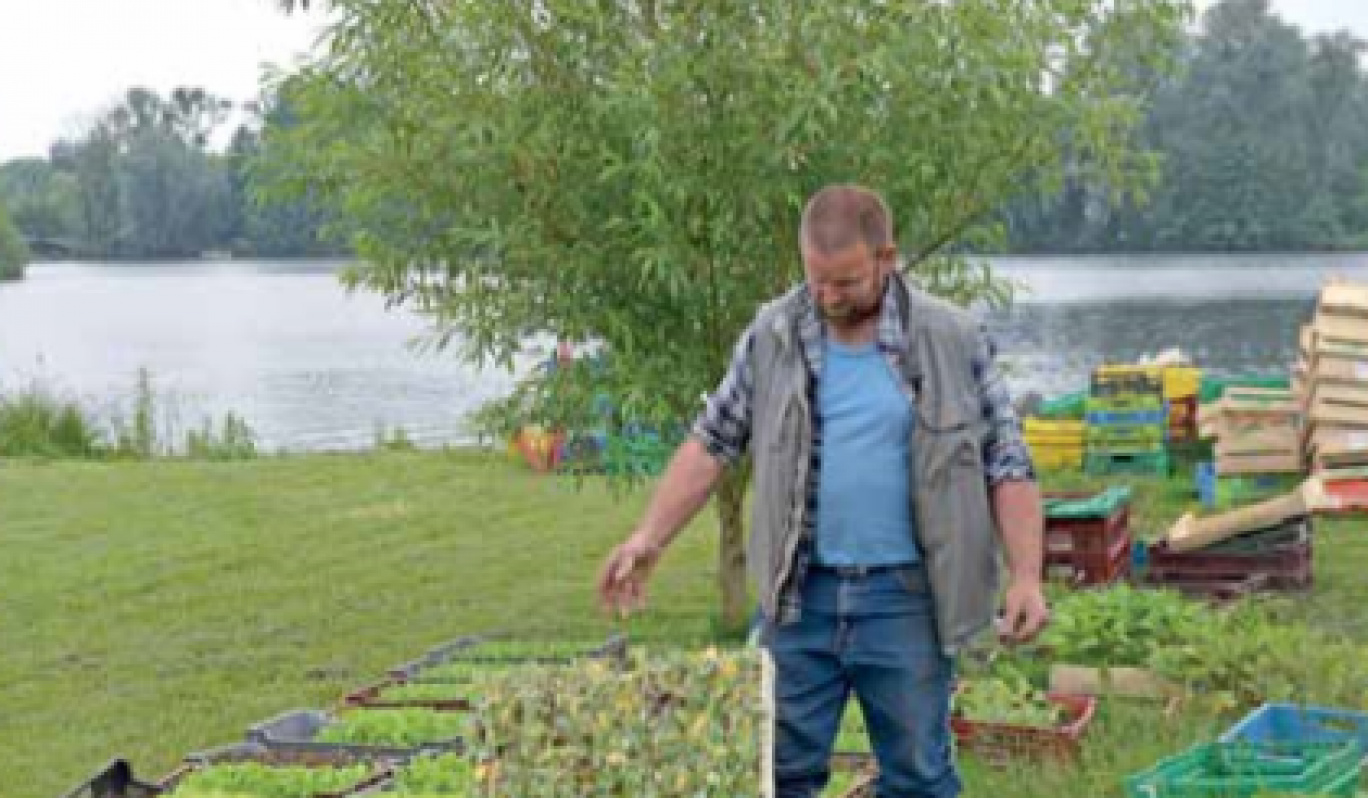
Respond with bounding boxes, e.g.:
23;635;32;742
2;450;1365;797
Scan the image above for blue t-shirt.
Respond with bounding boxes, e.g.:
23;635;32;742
814;337;920;566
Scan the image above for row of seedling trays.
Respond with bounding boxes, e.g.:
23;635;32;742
65;633;628;798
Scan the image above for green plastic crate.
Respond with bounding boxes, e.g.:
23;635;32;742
1043;486;1134;519
1086;396;1166;413
1124;740;1363;797
1216;474;1304;509
1087;425;1167;447
1198;375;1293;404
1085;451;1170;476
1039;392;1088;420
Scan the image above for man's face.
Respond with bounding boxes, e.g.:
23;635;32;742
802;240;892;326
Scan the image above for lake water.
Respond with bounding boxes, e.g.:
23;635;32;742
2;254;1366;451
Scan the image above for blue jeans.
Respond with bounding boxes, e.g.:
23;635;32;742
762;565;960;798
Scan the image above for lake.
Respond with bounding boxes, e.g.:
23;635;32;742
2;254;1365;451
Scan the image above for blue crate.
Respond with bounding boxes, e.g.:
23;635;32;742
1221;703;1368;751
1085;407;1168;426
1196;461;1217;508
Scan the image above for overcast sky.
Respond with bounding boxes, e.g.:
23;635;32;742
3;1;1368;161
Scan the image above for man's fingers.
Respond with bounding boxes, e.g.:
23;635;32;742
612;549;638;584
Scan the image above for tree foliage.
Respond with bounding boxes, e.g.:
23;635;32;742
1006;0;1368;253
265;0;1189;626
0;86;343;260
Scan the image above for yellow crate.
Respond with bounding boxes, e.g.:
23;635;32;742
1163;366;1201;400
1095;364;1165;379
1023;443;1083;457
1026;434;1085;448
1031;447;1084;470
1024;418;1086;435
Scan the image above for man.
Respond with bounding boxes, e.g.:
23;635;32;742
598;184;1048;797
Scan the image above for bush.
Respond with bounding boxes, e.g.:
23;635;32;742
0;386;101;457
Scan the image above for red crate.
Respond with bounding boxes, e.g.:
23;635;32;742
1168;396;1198;426
1140;571;1272;604
1144;537;1312;591
1316;478;1368;514
1046;529;1132;587
1043;492;1131;587
950;693;1097;765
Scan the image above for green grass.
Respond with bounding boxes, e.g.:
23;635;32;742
4;451;1366;797
0;450;719;796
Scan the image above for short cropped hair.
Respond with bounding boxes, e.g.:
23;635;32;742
800;184;894;254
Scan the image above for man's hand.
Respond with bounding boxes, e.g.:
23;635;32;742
597;532;663;618
998;577;1049;644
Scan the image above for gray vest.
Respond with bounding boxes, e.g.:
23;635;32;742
747;275;1000;656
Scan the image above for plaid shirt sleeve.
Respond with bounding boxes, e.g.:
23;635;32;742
690;323;756;466
974;324;1036;484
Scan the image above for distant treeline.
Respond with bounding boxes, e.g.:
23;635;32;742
0;86;345;262
6;0;1368;263
1001;0;1368;254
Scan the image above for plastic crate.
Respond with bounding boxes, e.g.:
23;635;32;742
1093;366;1166;398
1024;418;1087;436
247;709;465;761
390;633;628;681
1046;529;1132;587
1316;478;1368;514
1087;426;1167;450
1199;467;1304;511
1030;446;1084;471
1123;740;1363;797
164;743;389;795
60;759;162;798
1086;451;1171;476
1044;487;1133;519
1037;392;1087;420
1043;490;1132;586
1086;395;1165;413
1217;474;1304;509
1168;396;1199;426
1164;367;1202;401
1139;571;1272;603
1086;408;1168;427
1202;516;1310;555
1221;703;1368;751
1196;462;1217;508
951;693;1097;765
1144;532;1312;592
1199;375;1292;404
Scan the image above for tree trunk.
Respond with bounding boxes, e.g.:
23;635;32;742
715;466;751;634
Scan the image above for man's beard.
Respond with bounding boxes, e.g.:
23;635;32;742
820;295;882;326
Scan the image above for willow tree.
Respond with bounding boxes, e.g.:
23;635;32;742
265;0;1189;630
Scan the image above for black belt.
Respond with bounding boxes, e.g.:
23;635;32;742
811;562;917;578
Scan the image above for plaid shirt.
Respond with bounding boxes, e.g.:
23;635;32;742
691;276;1035;621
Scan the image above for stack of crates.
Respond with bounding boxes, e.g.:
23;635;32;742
1043;486;1133;587
1024;418;1086;471
1086;365;1170;476
1164;366;1202;442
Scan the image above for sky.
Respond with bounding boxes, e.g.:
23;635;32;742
0;0;328;160
2;1;1368;161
